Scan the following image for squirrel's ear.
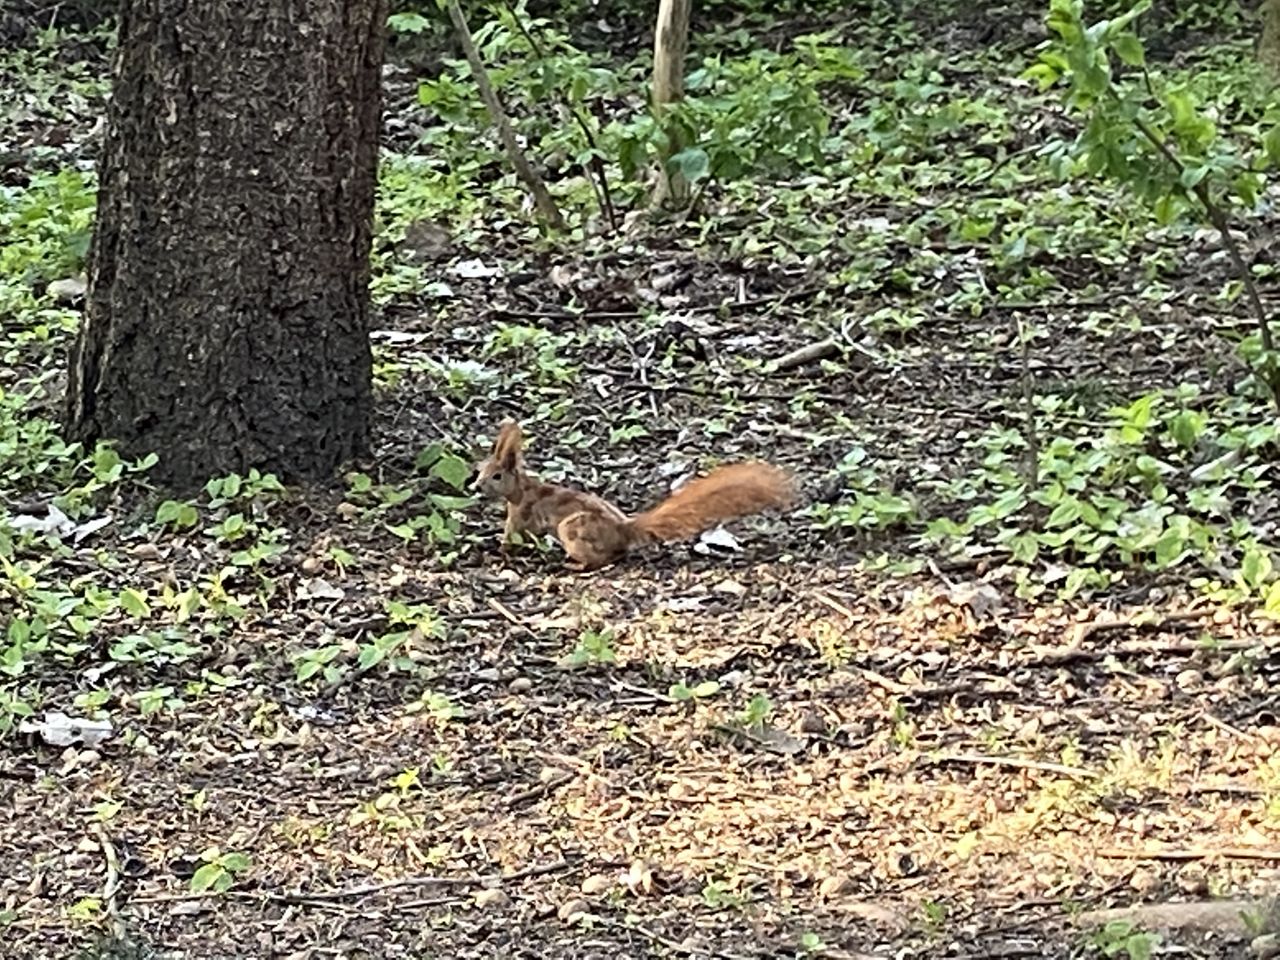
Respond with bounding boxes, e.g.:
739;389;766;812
493;419;524;467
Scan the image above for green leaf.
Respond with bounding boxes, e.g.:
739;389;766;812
1179;165;1208;189
430;453;470;491
1153;194;1181;225
190;864;224;893
1010;533;1039;564
388;12;430;33
1263;580;1280;617
1111;32;1144;66
414;443;443;470
386;523;417;542
357;644;386;670
1125;932;1157;960
1047;498;1081;528
297;660;323;682
1242;546;1273;590
668;147;710;182
120;588;150;618
1107;0;1153;33
1264;124;1280;166
219;852;251;873
428;494;473;511
1168;410;1205;449
1021;62;1062;91
1152;527;1186;568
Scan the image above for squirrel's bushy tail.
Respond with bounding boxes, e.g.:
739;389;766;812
628;462;793;543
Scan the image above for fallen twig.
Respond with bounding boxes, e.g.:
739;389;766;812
1096;846;1280;862
936;752;1097;781
505;772;574;809
1076;898;1268;934
492;285;824;324
93;822;125;940
861;669;1020;704
595;915;757;960
1026;635;1262;670
810;589;859;622
768;336;840;373
609;678;679;704
128;857;576;906
1069;608;1207;646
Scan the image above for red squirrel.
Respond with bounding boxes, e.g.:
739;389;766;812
473;419;793;569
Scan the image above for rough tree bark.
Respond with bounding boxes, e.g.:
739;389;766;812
650;0;693;209
65;0;386;489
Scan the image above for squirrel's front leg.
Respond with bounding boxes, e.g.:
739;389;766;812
500;503;526;558
503;502;519;543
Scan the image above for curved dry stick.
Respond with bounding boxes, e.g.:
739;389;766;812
445;0;566;231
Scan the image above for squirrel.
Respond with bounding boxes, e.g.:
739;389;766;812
472;419;793;569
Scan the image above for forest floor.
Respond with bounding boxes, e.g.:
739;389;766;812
3;3;1280;960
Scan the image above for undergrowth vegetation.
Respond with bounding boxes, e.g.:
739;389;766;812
5;4;1280;958
2;0;1280;733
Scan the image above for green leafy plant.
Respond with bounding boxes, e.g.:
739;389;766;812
294;642;344;685
920;899;948;936
565;628;617;667
670;679;720;701
1088;920;1161;960
738;693;773;732
700;877;747;911
190;848;252;894
1029;0;1280;400
155;499;199;531
408;690;464;723
798;931;825;954
618;43;851;193
356;600;444;674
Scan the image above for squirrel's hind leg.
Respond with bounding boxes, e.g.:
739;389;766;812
557;511;624;570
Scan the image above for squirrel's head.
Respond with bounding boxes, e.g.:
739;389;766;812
472;418;524;498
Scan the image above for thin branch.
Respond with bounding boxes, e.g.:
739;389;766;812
445;0;566;231
1096;846;1280;862
505;772;575;809
129;857;576;906
1017;315;1039;488
1025;636;1262;670
594;915;757;960
498;0;618;232
492;284;825;324
92;823;126;941
1132;114;1272;353
936;752;1098;780
1122;77;1276;400
768;337;840;373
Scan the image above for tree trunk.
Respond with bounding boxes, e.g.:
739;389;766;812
1263;0;1280;77
650;0;693;209
65;0;386;490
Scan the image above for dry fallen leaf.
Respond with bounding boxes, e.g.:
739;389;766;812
473;888;509;909
580;873;613;896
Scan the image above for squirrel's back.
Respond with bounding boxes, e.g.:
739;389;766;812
630;461;792;543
